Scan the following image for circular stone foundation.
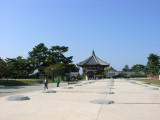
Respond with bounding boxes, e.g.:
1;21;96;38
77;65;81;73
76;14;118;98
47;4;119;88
134;83;141;85
63;86;73;89
129;80;136;83
74;84;82;86
90;100;114;104
142;85;148;87
99;92;115;94
82;83;88;85
88;81;95;84
42;90;56;93
7;95;30;101
106;91;115;94
107;84;114;86
147;88;159;90
106;87;115;89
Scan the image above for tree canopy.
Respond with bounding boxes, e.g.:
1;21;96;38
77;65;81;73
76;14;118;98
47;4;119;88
146;53;160;76
122;65;130;72
28;43;74;75
44;63;65;77
0;43;78;79
5;56;34;78
2;43;159;79
131;64;146;74
0;58;7;78
122;54;160;77
28;43;48;74
48;46;73;64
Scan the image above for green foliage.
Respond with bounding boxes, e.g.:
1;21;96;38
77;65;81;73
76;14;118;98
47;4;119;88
64;64;79;73
1;43;76;81
44;63;65;76
44;64;79;81
80;74;84;79
130;74;147;78
0;79;53;86
122;65;130;72
28;43;48;74
104;67;109;74
48;46;73;64
44;65;54;76
0;58;7;78
131;64;146;74
146;53;160;76
133;79;160;87
0;79;28;86
28;43;73;75
96;75;104;78
0;43;76;84
5;56;34;78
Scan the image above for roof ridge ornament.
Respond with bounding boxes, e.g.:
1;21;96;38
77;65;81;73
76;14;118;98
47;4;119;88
92;50;95;55
92;50;98;63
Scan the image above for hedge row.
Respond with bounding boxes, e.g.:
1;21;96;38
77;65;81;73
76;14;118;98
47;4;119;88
130;74;147;78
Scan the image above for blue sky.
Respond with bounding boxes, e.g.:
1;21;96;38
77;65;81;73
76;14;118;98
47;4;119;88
0;0;160;71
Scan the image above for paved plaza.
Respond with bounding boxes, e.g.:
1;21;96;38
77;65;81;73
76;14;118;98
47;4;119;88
0;79;160;120
0;82;68;97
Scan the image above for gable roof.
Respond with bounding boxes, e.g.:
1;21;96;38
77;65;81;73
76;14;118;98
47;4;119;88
77;51;109;66
108;67;117;72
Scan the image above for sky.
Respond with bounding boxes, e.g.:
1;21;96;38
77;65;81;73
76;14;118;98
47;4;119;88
0;0;160;71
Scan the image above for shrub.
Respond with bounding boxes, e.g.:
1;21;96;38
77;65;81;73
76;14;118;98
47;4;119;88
130;74;147;78
96;75;104;79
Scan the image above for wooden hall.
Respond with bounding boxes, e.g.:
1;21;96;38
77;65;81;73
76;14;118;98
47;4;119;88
77;51;109;79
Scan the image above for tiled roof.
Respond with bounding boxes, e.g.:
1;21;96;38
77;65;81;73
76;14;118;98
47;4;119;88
108;67;117;71
77;51;109;66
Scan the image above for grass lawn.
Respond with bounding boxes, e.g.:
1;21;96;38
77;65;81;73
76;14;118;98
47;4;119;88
0;79;54;86
131;79;160;87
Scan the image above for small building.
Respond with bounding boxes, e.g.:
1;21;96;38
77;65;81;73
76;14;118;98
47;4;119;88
77;51;109;79
105;67;117;78
108;67;117;74
69;72;80;77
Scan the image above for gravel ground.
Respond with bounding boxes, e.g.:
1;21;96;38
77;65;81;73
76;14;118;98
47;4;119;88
1;79;160;120
0;82;68;97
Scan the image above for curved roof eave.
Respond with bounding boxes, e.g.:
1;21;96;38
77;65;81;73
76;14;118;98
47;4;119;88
77;51;109;66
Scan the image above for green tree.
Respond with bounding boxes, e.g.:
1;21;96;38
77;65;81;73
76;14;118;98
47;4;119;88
48;46;73;64
64;64;79;73
0;58;7;78
26;58;35;76
28;43;48;74
5;57;18;78
5;56;34;78
44;63;65;80
146;53;160;76
131;64;146;74
44;64;79;80
104;67;109;74
122;65;130;72
44;65;54;80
